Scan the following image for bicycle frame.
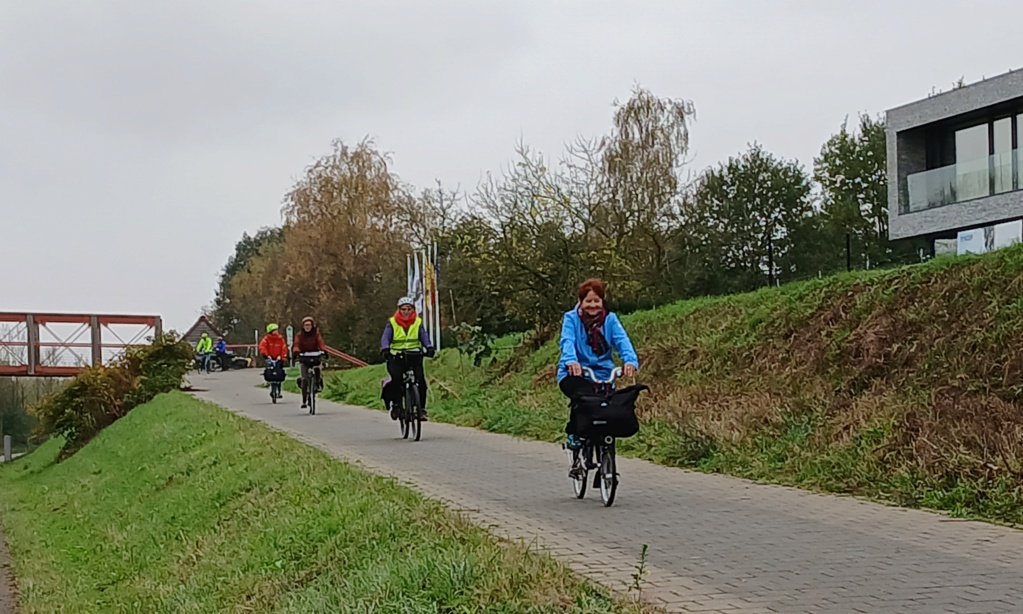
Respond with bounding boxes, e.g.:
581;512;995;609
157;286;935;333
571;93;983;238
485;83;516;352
198;352;215;373
391;350;423;404
569;366;626;506
390;350;424;441
266;358;283;400
297;351;325;414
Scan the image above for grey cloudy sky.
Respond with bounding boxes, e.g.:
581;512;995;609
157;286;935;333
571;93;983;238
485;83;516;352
3;1;1022;334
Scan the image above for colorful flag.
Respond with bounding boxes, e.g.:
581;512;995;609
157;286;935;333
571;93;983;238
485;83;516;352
411;252;424;315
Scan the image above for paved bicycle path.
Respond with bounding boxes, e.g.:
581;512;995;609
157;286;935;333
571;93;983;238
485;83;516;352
194;371;1023;613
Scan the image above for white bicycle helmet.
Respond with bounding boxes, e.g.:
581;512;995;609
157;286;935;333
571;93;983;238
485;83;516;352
397;296;415;308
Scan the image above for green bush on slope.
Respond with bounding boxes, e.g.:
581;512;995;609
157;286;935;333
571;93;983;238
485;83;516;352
32;333;192;459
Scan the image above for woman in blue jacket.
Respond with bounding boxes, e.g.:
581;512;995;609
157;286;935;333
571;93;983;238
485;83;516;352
557;278;639;450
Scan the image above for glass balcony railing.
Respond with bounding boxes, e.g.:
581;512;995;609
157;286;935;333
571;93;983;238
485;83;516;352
905;150;1021;213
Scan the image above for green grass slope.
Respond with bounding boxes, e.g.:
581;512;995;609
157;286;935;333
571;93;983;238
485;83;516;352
0;392;653;613
323;246;1023;525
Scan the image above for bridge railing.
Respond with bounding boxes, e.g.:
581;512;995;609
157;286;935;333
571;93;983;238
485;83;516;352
0;312;162;377
224;344;369;369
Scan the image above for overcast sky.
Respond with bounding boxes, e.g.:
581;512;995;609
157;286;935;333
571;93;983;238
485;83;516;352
3;1;1022;334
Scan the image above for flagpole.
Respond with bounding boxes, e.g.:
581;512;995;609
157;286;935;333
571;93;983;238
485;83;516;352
433;240;441;351
419;247;426;339
423;247;432;342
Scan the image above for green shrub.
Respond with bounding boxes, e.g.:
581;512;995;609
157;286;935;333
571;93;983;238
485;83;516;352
32;333;192;460
121;333;193;408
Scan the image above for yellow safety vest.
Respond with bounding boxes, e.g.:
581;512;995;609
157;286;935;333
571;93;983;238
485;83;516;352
390;317;423;352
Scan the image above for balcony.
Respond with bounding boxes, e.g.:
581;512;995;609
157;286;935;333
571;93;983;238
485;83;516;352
906;150;1020;213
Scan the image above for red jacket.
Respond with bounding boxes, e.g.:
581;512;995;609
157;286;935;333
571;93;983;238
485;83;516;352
293;329;327;354
258;333;288;360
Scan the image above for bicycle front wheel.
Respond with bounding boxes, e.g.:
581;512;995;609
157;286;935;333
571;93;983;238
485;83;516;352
405;385;422;442
567;446;587;499
309;374;317;415
598;442;618;507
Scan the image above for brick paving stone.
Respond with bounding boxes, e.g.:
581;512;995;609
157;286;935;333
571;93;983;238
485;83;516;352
195;371;1023;613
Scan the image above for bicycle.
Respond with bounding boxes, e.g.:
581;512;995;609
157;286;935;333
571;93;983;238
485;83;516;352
265;357;284;404
297;351;325;415
195;352;217;374
389;349;424;442
563;366;632;507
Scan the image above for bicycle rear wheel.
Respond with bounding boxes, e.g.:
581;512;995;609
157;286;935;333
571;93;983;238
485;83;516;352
406;385;422;442
598;441;618;507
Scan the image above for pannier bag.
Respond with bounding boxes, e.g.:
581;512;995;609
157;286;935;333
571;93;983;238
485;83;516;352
263;363;286;383
571;384;648;439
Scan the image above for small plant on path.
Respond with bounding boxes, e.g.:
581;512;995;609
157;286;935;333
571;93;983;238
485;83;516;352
628;543;650;598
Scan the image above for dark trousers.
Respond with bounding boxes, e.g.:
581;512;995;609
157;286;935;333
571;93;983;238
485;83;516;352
560;375;594;436
385;354;428;410
216;352;230;370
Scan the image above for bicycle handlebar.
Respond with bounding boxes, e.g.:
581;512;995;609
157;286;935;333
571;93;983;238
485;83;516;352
297;351;324;358
581;366;623;384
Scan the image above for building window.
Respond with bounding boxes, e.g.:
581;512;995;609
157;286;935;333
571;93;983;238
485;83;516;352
1017;114;1023;191
957;219;1023;255
993;117;1013;194
955;124;990;201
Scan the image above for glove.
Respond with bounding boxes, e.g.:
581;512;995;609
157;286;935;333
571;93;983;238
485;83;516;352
425;347;436;358
381;348;391;361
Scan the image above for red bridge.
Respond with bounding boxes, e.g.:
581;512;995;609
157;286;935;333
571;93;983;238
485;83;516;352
0;312;163;377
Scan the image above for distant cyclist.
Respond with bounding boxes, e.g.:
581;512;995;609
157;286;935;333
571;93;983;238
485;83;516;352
258;323;288;362
195;332;214;370
215;337;229;370
195;331;213;354
259;323;288;388
557;278;639;453
381;297;435;421
292;316;328;409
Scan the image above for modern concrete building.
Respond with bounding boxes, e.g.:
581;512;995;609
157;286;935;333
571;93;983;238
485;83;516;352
887;68;1023;255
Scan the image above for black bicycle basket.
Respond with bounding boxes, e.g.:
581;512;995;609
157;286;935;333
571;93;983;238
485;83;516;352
571;384;648;439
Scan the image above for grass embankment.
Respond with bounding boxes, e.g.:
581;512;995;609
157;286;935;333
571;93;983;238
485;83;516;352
0;392;653;613
318;245;1023;525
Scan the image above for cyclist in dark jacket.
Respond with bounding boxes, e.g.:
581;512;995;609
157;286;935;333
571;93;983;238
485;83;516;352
293;316;327;408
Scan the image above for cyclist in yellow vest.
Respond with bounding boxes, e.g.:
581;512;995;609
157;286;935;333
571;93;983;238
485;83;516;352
194;332;215;372
195;331;213;354
381;296;435;421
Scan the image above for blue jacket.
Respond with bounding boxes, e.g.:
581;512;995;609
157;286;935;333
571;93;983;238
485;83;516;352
556;309;639;383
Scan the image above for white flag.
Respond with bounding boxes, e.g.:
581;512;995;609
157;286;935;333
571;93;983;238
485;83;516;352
411;252;425;315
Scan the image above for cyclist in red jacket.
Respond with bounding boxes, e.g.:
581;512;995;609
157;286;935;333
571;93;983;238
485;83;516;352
258;323;288;361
